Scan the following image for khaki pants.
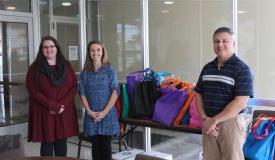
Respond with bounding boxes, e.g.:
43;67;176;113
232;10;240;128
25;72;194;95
202;115;246;160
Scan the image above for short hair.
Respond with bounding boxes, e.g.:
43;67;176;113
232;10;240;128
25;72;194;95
213;27;234;37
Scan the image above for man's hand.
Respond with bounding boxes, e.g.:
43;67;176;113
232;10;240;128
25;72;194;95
203;117;219;137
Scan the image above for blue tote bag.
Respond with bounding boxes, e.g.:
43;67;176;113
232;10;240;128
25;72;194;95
243;114;275;160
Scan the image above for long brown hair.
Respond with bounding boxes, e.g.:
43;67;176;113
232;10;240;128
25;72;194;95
32;36;68;85
83;40;110;71
33;36;68;69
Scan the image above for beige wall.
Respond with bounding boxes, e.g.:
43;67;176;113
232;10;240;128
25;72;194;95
239;0;275;99
149;0;230;83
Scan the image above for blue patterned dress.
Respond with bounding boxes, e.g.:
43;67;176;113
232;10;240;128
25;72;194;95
79;65;120;136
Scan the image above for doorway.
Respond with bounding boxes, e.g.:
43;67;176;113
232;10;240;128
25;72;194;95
0;15;33;125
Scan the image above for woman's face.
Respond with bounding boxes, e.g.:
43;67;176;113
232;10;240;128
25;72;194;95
89;43;103;63
42;40;57;61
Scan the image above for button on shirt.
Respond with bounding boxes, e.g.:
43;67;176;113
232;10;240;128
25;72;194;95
194;54;254;117
79;65;120;136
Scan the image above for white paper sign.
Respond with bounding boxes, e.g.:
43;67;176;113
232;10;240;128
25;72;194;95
69;46;78;61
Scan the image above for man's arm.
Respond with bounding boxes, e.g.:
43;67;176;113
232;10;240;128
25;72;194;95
213;96;249;124
195;93;208;120
203;96;249;136
195;92;218;136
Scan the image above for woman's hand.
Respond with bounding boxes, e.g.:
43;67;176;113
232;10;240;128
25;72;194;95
88;111;99;120
50;111;56;115
94;111;107;122
58;105;65;114
50;105;64;115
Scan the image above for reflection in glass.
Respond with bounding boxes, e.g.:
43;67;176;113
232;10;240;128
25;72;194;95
0;22;29;125
87;0;143;81
149;0;230;83
238;0;275;99
0;0;31;12
53;0;79;17
57;23;80;72
40;0;50;36
0;22;3;120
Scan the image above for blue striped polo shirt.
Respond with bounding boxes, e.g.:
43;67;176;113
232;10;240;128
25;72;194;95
194;54;254;117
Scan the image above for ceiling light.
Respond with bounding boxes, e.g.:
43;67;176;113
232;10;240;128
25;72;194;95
161;10;170;14
39;1;48;5
164;1;174;5
237;10;246;14
62;2;72;6
6;6;16;11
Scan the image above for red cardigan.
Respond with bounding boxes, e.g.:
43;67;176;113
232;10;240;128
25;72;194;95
26;64;79;142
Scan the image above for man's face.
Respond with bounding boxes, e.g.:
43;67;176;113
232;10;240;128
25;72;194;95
213;32;235;58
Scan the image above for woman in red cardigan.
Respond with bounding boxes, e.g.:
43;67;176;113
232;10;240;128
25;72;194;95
26;36;79;156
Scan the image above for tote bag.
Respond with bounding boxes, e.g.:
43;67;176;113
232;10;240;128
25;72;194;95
126;69;145;105
189;97;203;128
126;68;156;105
243;114;275;160
128;80;159;118
121;83;130;119
152;88;188;126
181;110;190;125
115;92;122;118
173;91;195;126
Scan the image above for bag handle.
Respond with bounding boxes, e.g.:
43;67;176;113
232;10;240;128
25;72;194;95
251;114;275;139
252;114;275;128
128;68;151;75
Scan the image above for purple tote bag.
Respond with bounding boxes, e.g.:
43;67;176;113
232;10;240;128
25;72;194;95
152;88;188;126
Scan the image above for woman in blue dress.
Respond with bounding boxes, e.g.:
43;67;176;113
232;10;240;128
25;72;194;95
79;41;120;160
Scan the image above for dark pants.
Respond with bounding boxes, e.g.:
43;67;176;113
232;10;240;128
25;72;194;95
40;138;67;157
90;135;112;160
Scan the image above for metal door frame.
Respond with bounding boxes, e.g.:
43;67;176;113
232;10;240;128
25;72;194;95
0;15;34;64
0;15;34;119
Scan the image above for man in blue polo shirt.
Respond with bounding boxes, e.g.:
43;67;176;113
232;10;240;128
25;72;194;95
194;27;253;160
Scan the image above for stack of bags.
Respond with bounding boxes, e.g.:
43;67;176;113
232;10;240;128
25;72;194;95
152;77;202;128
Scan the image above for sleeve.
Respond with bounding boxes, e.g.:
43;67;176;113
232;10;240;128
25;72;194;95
194;69;204;95
78;71;86;96
109;66;120;95
26;66;62;112
234;66;254;98
59;64;77;106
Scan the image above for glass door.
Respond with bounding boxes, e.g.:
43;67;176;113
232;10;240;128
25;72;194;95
52;17;82;122
55;21;80;72
0;15;33;125
40;0;80;72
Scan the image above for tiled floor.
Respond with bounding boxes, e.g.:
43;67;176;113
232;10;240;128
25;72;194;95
0;120;201;160
1;113;253;160
23;137;93;159
23;128;203;160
